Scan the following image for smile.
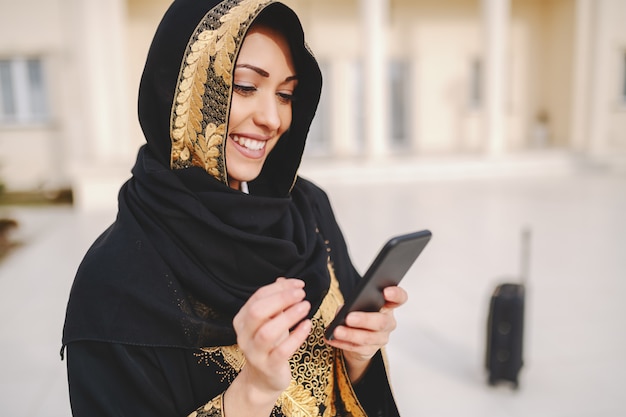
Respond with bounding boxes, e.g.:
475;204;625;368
231;135;266;151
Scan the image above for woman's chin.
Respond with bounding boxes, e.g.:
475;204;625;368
227;167;263;188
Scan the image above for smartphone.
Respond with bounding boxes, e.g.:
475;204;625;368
324;230;432;341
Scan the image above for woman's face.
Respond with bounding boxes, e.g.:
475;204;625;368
225;24;297;190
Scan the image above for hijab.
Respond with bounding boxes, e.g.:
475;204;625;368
63;0;328;349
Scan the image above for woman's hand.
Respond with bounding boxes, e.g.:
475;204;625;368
224;278;311;416
325;286;408;382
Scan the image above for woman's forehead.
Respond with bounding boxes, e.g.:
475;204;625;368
238;26;296;75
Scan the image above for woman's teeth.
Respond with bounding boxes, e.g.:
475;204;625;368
232;135;265;151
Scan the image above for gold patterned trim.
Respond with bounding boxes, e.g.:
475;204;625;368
200;345;246;372
188;392;224;417
170;0;273;183
193;259;369;416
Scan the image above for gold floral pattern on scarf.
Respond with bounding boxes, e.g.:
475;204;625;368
170;0;273;183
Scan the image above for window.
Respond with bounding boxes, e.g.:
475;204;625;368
0;57;49;124
356;59;411;151
389;59;410;147
622;52;626;104
469;58;482;109
305;60;331;156
354;61;365;152
306;59;412;156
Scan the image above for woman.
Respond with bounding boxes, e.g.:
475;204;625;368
62;0;407;416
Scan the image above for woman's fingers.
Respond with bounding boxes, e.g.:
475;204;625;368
326;286;409;362
380;286;409;310
271;318;312;359
345;311;395;333
235;279;306;333
232;278;313;393
252;277;304;299
331;320;390;347
339;285;407;333
253;299;311;348
234;277;312;367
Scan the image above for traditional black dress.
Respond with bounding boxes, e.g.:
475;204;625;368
62;1;400;415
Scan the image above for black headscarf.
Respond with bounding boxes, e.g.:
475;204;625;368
63;0;328;349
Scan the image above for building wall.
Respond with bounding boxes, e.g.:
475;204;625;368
509;0;575;150
0;0;625;195
126;0;173;153
0;0;137;192
0;0;70;190
399;0;483;154
285;0;578;154
594;0;626;153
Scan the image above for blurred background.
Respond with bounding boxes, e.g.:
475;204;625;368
0;0;625;416
0;0;624;205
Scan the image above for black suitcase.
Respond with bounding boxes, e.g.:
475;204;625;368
485;228;530;388
486;282;525;387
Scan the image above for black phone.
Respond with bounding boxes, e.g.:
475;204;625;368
324;230;432;341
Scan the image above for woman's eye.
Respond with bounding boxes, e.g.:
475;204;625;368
277;92;295;104
233;84;256;96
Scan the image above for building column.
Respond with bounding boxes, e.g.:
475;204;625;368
73;0;132;164
330;58;358;156
482;0;510;156
570;0;593;152
64;0;134;210
586;0;611;158
361;0;390;157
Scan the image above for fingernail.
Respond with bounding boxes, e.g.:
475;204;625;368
298;301;310;313
334;327;345;338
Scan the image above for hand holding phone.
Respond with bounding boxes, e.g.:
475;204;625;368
324;230;431;341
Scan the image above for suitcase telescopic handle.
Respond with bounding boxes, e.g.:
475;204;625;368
520;227;531;286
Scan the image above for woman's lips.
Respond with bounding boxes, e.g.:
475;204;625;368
230;134;267;158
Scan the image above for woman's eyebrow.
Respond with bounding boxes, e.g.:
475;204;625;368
236;63;269;77
235;64;298;82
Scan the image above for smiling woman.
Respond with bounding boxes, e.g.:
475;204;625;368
62;1;405;416
225;23;297;191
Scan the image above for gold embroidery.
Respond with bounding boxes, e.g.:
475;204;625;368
319;258;343;327
218;345;246;372
189;392;223;417
334;352;366;416
195;260;367;416
277;380;319;417
214;0;271;84
170;0;273;183
197;345;245;384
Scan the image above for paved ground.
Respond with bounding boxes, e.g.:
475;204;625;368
1;168;625;416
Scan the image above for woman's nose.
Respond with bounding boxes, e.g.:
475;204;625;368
253;93;281;132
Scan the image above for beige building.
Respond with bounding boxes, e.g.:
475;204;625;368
0;0;625;209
